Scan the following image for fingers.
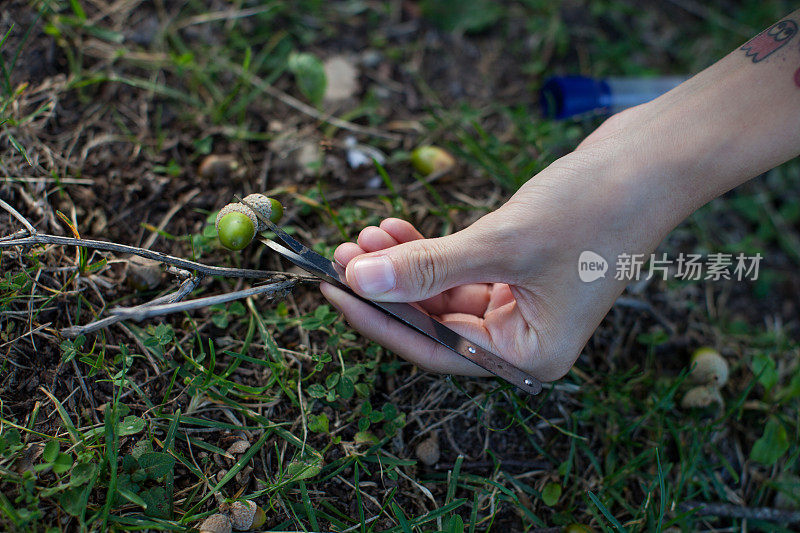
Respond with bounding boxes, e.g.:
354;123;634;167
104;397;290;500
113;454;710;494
320;282;493;376
353;219;423;253
346;219;482;305
346;226;502;302
418;284;492;316
357;225;399;251
379;218;424;242
334;219;416;266
334;242;365;266
335;220;498;316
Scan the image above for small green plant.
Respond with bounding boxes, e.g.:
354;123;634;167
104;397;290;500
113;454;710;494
116;447;176;519
37;440;73;475
287;52;326;106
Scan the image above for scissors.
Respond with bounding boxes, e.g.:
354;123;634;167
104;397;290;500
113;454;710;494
239;197;542;396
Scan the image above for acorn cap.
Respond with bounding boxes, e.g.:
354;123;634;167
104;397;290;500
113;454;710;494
215;203;258;234
226;440;251;456
199;513;232;533
689;347;729;387
415;433;440;466
230;500;258;531
681;385;723;409
242;194;273;231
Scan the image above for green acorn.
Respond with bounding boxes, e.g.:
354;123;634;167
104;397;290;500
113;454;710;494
689;347;729;387
215;196;284;251
410;145;456;176
242;193;283;228
216;204;257;251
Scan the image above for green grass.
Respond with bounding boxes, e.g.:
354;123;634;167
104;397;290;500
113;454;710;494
1;0;799;531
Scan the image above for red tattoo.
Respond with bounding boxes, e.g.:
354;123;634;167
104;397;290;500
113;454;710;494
794;67;800;88
741;20;797;62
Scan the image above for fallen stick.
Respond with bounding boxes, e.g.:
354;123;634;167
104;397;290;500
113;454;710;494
0;233;313;281
679;500;800;524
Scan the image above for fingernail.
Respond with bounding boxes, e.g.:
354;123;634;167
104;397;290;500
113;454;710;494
351;256;395;295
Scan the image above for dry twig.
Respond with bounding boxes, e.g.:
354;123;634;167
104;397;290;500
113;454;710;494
679;500;800;524
111;279;305;321
0;198;37;234
60;275;203;337
0;199;316;334
0;233;314;281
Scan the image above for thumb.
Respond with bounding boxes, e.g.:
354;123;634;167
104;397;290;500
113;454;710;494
345;228;500;302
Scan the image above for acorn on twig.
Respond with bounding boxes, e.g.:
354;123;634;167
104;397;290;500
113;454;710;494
215;204;258;251
242;193;283;230
215;195;284;251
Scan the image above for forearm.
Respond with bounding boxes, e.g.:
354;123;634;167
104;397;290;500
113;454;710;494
625;10;800;224
482;11;800;302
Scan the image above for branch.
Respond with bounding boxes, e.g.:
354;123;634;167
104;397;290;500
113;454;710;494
60;275;203;337
0;233;315;281
0;198;37;234
110;279;307;321
679;501;800;524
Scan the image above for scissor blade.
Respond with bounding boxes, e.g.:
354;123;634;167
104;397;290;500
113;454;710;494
261;238;543;396
237;195;312;254
261;238;345;287
252;216;342;281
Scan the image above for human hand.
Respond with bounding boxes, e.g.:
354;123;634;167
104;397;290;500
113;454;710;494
321;110;674;382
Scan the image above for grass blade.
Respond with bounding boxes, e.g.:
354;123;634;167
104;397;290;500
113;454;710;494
39;387;81;444
656;448;666;532
588;491;626;532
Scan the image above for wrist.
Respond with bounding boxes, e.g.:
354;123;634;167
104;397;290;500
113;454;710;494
566;110;690;252
573;101;711;246
486;136;673;276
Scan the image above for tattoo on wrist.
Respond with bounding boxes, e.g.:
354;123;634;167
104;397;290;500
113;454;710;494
741;19;797;62
740;18;800;88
